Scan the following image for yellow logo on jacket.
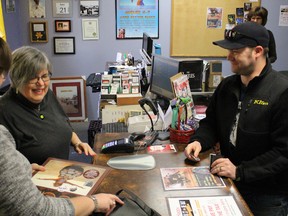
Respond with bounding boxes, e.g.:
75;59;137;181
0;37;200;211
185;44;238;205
253;99;269;106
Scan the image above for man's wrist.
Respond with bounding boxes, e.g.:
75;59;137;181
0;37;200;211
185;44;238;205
88;195;98;212
235;166;241;181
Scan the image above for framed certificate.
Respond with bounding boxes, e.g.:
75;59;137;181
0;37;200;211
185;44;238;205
52;0;73;17
53;37;75;54
82;19;99;40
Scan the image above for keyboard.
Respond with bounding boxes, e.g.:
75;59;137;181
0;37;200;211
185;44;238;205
102;122;128;133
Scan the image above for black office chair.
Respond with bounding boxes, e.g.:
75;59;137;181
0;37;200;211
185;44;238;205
279;70;288;77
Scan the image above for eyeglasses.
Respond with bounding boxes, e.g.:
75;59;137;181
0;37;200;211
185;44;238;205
225;30;259;45
29;72;52;84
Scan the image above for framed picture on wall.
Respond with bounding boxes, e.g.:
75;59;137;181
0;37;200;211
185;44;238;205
53;37;75;54
52;0;73;18
55;20;71;32
115;0;159;39
6;0;16;13
30;21;48;43
29;0;46;18
80;0;99;17
50;77;87;122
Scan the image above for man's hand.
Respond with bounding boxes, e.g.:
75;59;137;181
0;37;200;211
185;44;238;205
184;141;202;161
210;158;237;179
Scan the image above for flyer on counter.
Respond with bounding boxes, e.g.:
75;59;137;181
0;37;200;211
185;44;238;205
160;166;225;190
147;144;177;154
167;196;242;216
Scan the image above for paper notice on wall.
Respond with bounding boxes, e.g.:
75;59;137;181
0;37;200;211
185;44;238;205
279;5;288;26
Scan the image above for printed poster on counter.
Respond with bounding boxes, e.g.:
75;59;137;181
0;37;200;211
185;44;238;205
115;0;159;39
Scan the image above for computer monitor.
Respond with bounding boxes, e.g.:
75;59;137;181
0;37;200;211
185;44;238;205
142;32;153;58
149;55;179;100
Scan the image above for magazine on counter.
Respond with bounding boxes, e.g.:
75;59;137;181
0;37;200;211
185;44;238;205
160;166;225;190
32;157;110;198
167;196;242;216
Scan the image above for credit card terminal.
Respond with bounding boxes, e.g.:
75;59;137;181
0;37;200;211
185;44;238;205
101;138;135;154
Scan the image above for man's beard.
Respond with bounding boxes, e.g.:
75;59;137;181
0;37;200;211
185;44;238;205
232;52;255;76
234;63;255;76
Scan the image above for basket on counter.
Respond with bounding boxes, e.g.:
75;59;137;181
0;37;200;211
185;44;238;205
169;127;195;144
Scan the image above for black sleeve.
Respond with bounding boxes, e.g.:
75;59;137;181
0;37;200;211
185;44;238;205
268;30;277;63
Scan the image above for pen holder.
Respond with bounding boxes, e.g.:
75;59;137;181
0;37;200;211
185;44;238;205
169;127;195;144
170;101;195;144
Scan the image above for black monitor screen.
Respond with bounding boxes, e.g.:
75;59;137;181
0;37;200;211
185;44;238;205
142;32;153;58
150;55;179;100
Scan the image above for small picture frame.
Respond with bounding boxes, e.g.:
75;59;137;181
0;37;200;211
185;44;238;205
80;0;99;17
30;21;48;43
53;37;75;54
6;0;16;13
50;77;87;122
55;20;71;32
236;8;244;17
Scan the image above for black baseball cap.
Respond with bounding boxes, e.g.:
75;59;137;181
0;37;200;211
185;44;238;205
213;21;269;50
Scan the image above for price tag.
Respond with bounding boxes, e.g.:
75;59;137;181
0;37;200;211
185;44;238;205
56;3;70;15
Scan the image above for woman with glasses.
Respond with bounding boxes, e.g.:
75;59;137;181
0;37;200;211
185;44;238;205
0;46;96;165
0;38;123;216
247;6;277;63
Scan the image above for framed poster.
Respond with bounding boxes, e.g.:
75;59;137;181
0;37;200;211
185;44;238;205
82;19;99;40
53;37;75;54
30;21;48;43
115;0;159;39
50;77;87;121
52;0;73;18
55;20;71;32
80;0;99;17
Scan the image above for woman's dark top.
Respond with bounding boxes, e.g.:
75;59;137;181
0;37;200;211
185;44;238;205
0;88;73;164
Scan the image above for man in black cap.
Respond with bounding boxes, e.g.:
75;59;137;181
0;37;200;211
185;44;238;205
184;21;288;215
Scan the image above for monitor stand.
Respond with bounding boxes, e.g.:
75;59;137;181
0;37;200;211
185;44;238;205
154;96;170;111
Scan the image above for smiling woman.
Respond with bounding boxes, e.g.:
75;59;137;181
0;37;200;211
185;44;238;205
0;46;96;165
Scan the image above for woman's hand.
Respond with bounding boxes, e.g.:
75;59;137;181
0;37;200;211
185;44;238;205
31;163;45;173
94;193;124;215
74;142;97;156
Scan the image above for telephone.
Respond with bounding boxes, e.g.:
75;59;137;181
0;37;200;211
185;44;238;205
101;137;135;154
86;73;102;92
138;97;158;115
